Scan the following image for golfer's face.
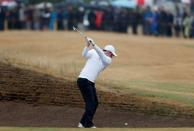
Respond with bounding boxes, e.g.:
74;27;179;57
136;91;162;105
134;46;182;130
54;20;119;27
104;50;113;58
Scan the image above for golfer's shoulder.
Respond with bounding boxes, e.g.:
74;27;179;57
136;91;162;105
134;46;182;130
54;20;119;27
106;56;112;64
101;55;112;65
89;49;96;54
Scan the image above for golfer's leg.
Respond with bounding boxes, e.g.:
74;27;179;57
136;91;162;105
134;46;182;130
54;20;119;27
92;84;99;115
80;85;96;127
77;78;96;127
82;85;98;125
77;78;87;125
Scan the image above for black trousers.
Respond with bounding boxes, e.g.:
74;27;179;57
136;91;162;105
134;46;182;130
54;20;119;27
77;78;98;128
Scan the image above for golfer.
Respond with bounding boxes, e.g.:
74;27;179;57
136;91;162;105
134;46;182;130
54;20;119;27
77;37;117;128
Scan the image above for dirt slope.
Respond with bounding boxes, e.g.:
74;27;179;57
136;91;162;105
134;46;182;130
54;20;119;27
1;62;194;127
1;62;194;117
0;101;194;128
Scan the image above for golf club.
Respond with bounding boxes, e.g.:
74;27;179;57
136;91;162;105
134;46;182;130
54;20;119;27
73;26;94;46
72;26;86;37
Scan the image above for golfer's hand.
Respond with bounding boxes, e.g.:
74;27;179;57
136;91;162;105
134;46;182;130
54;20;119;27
85;37;95;47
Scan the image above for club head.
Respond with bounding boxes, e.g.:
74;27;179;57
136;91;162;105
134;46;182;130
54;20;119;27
72;26;76;31
72;26;86;37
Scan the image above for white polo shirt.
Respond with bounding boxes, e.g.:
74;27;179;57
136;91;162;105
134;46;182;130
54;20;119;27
79;45;112;83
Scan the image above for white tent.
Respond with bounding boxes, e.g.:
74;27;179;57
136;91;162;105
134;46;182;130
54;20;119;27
182;0;191;4
144;0;154;7
1;0;17;8
111;0;137;8
90;0;110;7
35;2;53;9
111;0;155;8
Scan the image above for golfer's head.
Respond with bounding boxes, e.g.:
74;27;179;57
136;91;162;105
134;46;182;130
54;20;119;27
103;45;117;58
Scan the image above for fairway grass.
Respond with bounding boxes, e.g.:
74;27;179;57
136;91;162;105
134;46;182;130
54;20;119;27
106;80;194;107
184;44;194;49
0;127;194;131
1;31;194;115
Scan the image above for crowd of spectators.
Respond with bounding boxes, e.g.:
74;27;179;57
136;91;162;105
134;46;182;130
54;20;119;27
140;6;194;38
0;2;194;38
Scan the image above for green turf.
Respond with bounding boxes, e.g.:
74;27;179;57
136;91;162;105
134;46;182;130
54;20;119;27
184;45;194;49
0;127;194;131
127;80;194;93
134;88;194;105
107;80;194;106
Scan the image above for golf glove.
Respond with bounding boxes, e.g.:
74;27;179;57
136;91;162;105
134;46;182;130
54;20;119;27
85;37;95;47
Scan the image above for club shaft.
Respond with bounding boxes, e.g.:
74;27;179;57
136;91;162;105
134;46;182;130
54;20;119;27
73;26;86;37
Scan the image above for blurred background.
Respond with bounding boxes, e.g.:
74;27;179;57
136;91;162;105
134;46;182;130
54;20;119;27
1;1;194;126
0;0;194;38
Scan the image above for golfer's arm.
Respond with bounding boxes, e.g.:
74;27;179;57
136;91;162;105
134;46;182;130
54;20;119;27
82;47;92;59
93;44;111;65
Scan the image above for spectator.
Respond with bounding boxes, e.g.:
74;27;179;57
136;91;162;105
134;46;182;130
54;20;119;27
15;8;20;29
102;6;114;31
191;15;194;38
130;7;141;35
158;6;167;36
33;8;41;30
95;9;103;30
1;1;194;40
67;6;75;30
151;6;159;36
174;5;182;37
41;8;51;30
63;8;69;30
143;6;153;35
113;8;120;32
18;4;26;29
183;13;192;38
49;8;57;31
88;9;96;30
7;10;15;30
182;9;188;37
119;9;129;33
0;6;6;31
76;6;85;29
166;10;174;37
56;9;64;30
25;6;33;30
